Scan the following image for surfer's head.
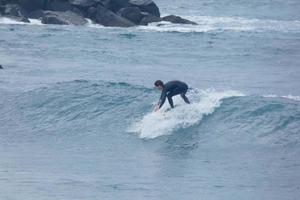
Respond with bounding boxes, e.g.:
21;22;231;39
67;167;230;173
154;80;164;90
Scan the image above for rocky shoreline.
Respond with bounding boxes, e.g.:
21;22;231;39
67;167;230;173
0;0;197;27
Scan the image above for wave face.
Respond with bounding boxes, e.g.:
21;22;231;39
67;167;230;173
1;80;299;147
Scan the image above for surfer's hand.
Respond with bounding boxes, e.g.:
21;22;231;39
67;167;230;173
154;105;159;112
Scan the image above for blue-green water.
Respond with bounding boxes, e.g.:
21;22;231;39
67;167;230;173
1;0;300;199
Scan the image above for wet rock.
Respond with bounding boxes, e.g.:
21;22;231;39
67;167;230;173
69;0;100;8
162;15;198;25
87;6;97;18
140;12;161;25
28;9;44;19
117;7;142;24
129;0;160;17
99;0;130;12
19;0;46;12
95;5;135;27
42;10;88;25
46;0;72;12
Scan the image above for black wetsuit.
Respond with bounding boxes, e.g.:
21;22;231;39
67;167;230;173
158;80;190;109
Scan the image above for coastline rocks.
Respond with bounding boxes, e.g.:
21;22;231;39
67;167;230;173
162;15;198;25
95;5;135;27
117;7;142;25
0;0;198;28
42;10;88;25
129;0;160;17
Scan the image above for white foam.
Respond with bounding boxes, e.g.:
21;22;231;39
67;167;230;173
128;89;244;139
0;17;43;25
2;15;299;33
264;94;300;101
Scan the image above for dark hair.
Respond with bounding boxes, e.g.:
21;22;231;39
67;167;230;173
154;80;164;87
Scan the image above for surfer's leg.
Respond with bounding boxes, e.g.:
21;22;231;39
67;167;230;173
167;95;174;108
181;93;190;104
180;86;190;104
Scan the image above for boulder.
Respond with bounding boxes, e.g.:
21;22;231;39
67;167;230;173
69;0;100;7
28;9;44;19
42;10;88;25
129;0;160;17
46;0;72;12
70;6;87;17
140;12;161;25
87;6;97;18
19;0;46;12
3;4;30;22
98;0;129;12
162;15;198;25
95;5;135;27
117;7;142;24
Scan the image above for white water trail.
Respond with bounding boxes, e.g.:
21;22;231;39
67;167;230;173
0;17;43;25
128;89;244;139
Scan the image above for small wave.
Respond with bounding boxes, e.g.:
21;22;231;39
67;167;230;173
137;16;300;33
264;94;300;101
2;15;299;33
128;89;244;139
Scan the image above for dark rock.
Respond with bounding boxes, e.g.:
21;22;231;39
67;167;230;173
95;5;135;27
3;4;30;22
1;0;19;5
162;15;198;25
28;9;44;19
129;0;160;17
19;0;46;12
140;12;161;25
0;65;3;69
87;6;97;18
42;10;88;25
46;0;72;12
71;6;86;17
69;0;100;7
117;7;142;24
99;0;129;12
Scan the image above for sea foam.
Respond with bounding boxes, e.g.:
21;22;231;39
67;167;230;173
128;89;244;139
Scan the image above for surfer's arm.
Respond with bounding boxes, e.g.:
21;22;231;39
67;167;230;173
158;89;167;109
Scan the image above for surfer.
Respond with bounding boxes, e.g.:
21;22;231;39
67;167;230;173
154;80;190;111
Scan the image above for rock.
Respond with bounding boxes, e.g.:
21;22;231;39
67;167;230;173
0;65;3;69
3;4;30;22
140;12;161;25
46;0;72;12
95;5;135;27
28;9;44;19
129;0;160;17
42;10;88;25
69;0;100;7
19;0;46;12
162;15;198;25
99;0;129;12
117;7;142;24
87;6;97;18
70;6;86;17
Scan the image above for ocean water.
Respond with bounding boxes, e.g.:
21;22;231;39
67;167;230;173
0;0;300;199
